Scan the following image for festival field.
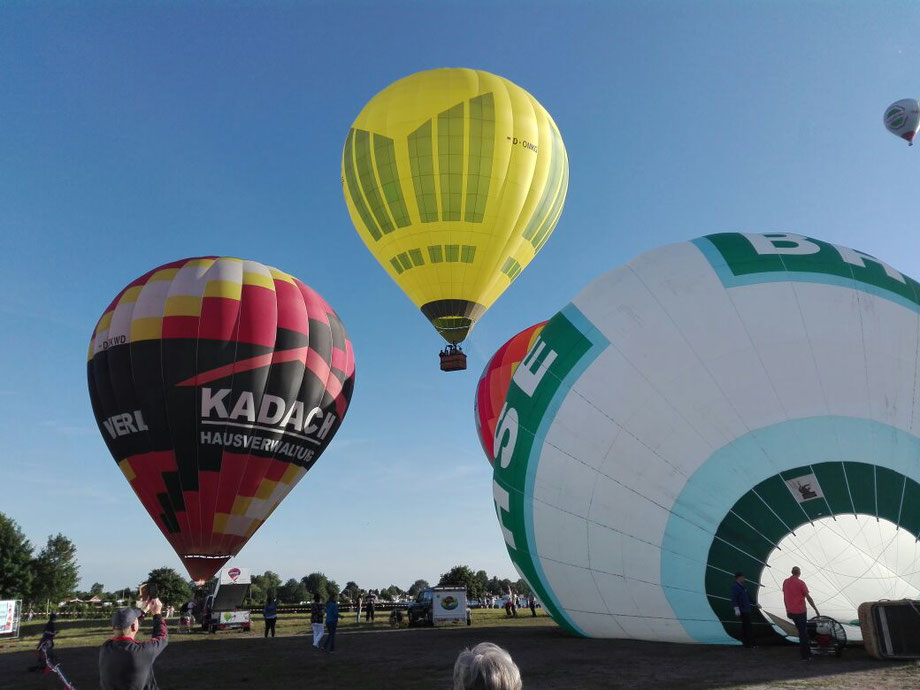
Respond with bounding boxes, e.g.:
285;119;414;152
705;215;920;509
1;609;919;690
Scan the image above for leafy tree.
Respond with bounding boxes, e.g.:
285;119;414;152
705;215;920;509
408;579;429;597
438;565;484;599
342;581;361;602
301;572;334;601
252;571;282;597
278;578;307;603
32;534;79;604
513;578;532;597
0;513;33;601
145;567;192;607
90;582;105;597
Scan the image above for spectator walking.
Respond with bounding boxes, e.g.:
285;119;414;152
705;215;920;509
311;594;325;648
28;613;57;672
783;566;819;660
99;599;168;690
731;572;755;648
508;589;517;617
528;595;537;617
263;597;278;638
453;642;522;690
322;595;343;653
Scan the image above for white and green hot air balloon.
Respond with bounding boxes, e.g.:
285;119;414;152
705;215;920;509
884;98;920;145
492;233;920;644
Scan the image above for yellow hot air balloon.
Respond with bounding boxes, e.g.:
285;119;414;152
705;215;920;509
342;68;568;370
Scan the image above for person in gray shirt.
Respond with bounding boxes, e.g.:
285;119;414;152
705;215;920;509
99;599;168;690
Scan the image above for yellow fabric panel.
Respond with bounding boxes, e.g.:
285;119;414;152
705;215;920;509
163;295;202;317
230;496;252;516
279;464;302;485
149;268;180;283
213;513;229;534
268;268;296;284
242;271;275;290
204;280;243;300
255;479;278;500
130;317;163;342
118;285;143;305
119;459;136;483
342;68;568;341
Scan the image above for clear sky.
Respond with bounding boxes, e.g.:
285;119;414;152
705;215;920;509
2;1;920;592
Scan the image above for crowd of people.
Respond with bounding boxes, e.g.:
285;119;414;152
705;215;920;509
17;565;820;689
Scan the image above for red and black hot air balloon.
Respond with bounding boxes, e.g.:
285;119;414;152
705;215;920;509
87;257;355;581
474;322;547;464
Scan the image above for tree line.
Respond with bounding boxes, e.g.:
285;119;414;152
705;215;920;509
0;512;532;611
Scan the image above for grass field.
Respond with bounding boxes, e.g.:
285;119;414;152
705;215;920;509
2;609;920;689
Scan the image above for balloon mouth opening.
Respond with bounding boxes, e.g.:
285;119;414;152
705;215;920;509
181;554;232;581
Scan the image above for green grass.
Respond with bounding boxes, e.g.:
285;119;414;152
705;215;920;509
1;607;554;654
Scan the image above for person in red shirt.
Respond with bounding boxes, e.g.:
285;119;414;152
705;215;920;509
782;566;819;660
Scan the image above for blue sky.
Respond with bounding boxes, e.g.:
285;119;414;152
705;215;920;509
2;1;920;592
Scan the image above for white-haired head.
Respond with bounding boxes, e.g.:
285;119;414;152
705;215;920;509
453;642;522;690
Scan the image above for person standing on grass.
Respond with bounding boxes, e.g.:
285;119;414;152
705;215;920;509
731;572;755;648
99;599;168;690
365;590;376;622
322;594;343;653
783;566;819;660
311;593;325;648
263;597;278;638
528;595;536;617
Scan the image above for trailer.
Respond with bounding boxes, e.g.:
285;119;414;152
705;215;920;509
202;567;251;633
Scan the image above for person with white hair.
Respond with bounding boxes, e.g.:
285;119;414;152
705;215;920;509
453;642;522;690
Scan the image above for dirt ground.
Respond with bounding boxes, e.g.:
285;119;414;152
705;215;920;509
2;618;919;689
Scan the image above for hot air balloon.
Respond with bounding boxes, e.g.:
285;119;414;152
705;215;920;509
87;257;355;581
884;98;920;145
493;233;920;644
342;68;568;371
475;322;547;463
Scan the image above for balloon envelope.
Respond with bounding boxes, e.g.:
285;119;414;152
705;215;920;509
87;257;355;580
475;322;547;463
493;233;920;643
342;68;568;345
884;98;920;144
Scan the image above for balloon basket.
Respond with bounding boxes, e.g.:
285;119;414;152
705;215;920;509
439;346;467;372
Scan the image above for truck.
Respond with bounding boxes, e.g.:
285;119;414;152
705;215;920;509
200;567;252;633
407;587;471;627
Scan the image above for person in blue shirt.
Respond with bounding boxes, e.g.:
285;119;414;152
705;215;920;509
263;597;278;638
322;595;343;653
731;571;755;648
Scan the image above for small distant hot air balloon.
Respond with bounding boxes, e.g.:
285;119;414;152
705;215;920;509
884;99;920;145
474;322;547;463
342;68;568;371
87;257;355;581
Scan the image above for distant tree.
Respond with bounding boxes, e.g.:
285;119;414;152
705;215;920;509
408;579;429;597
31;534;79;604
475;570;489;596
278;578;307;603
342;581;361;602
0;513;33;601
302;572;332;601
252;571;282;597
145;567;192;607
90;582;105;597
438;566;484;599
513;578;532;597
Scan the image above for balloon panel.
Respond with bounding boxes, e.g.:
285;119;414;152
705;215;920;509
87;258;356;580
492;233;920;643
342;68;568;344
474;321;547;463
